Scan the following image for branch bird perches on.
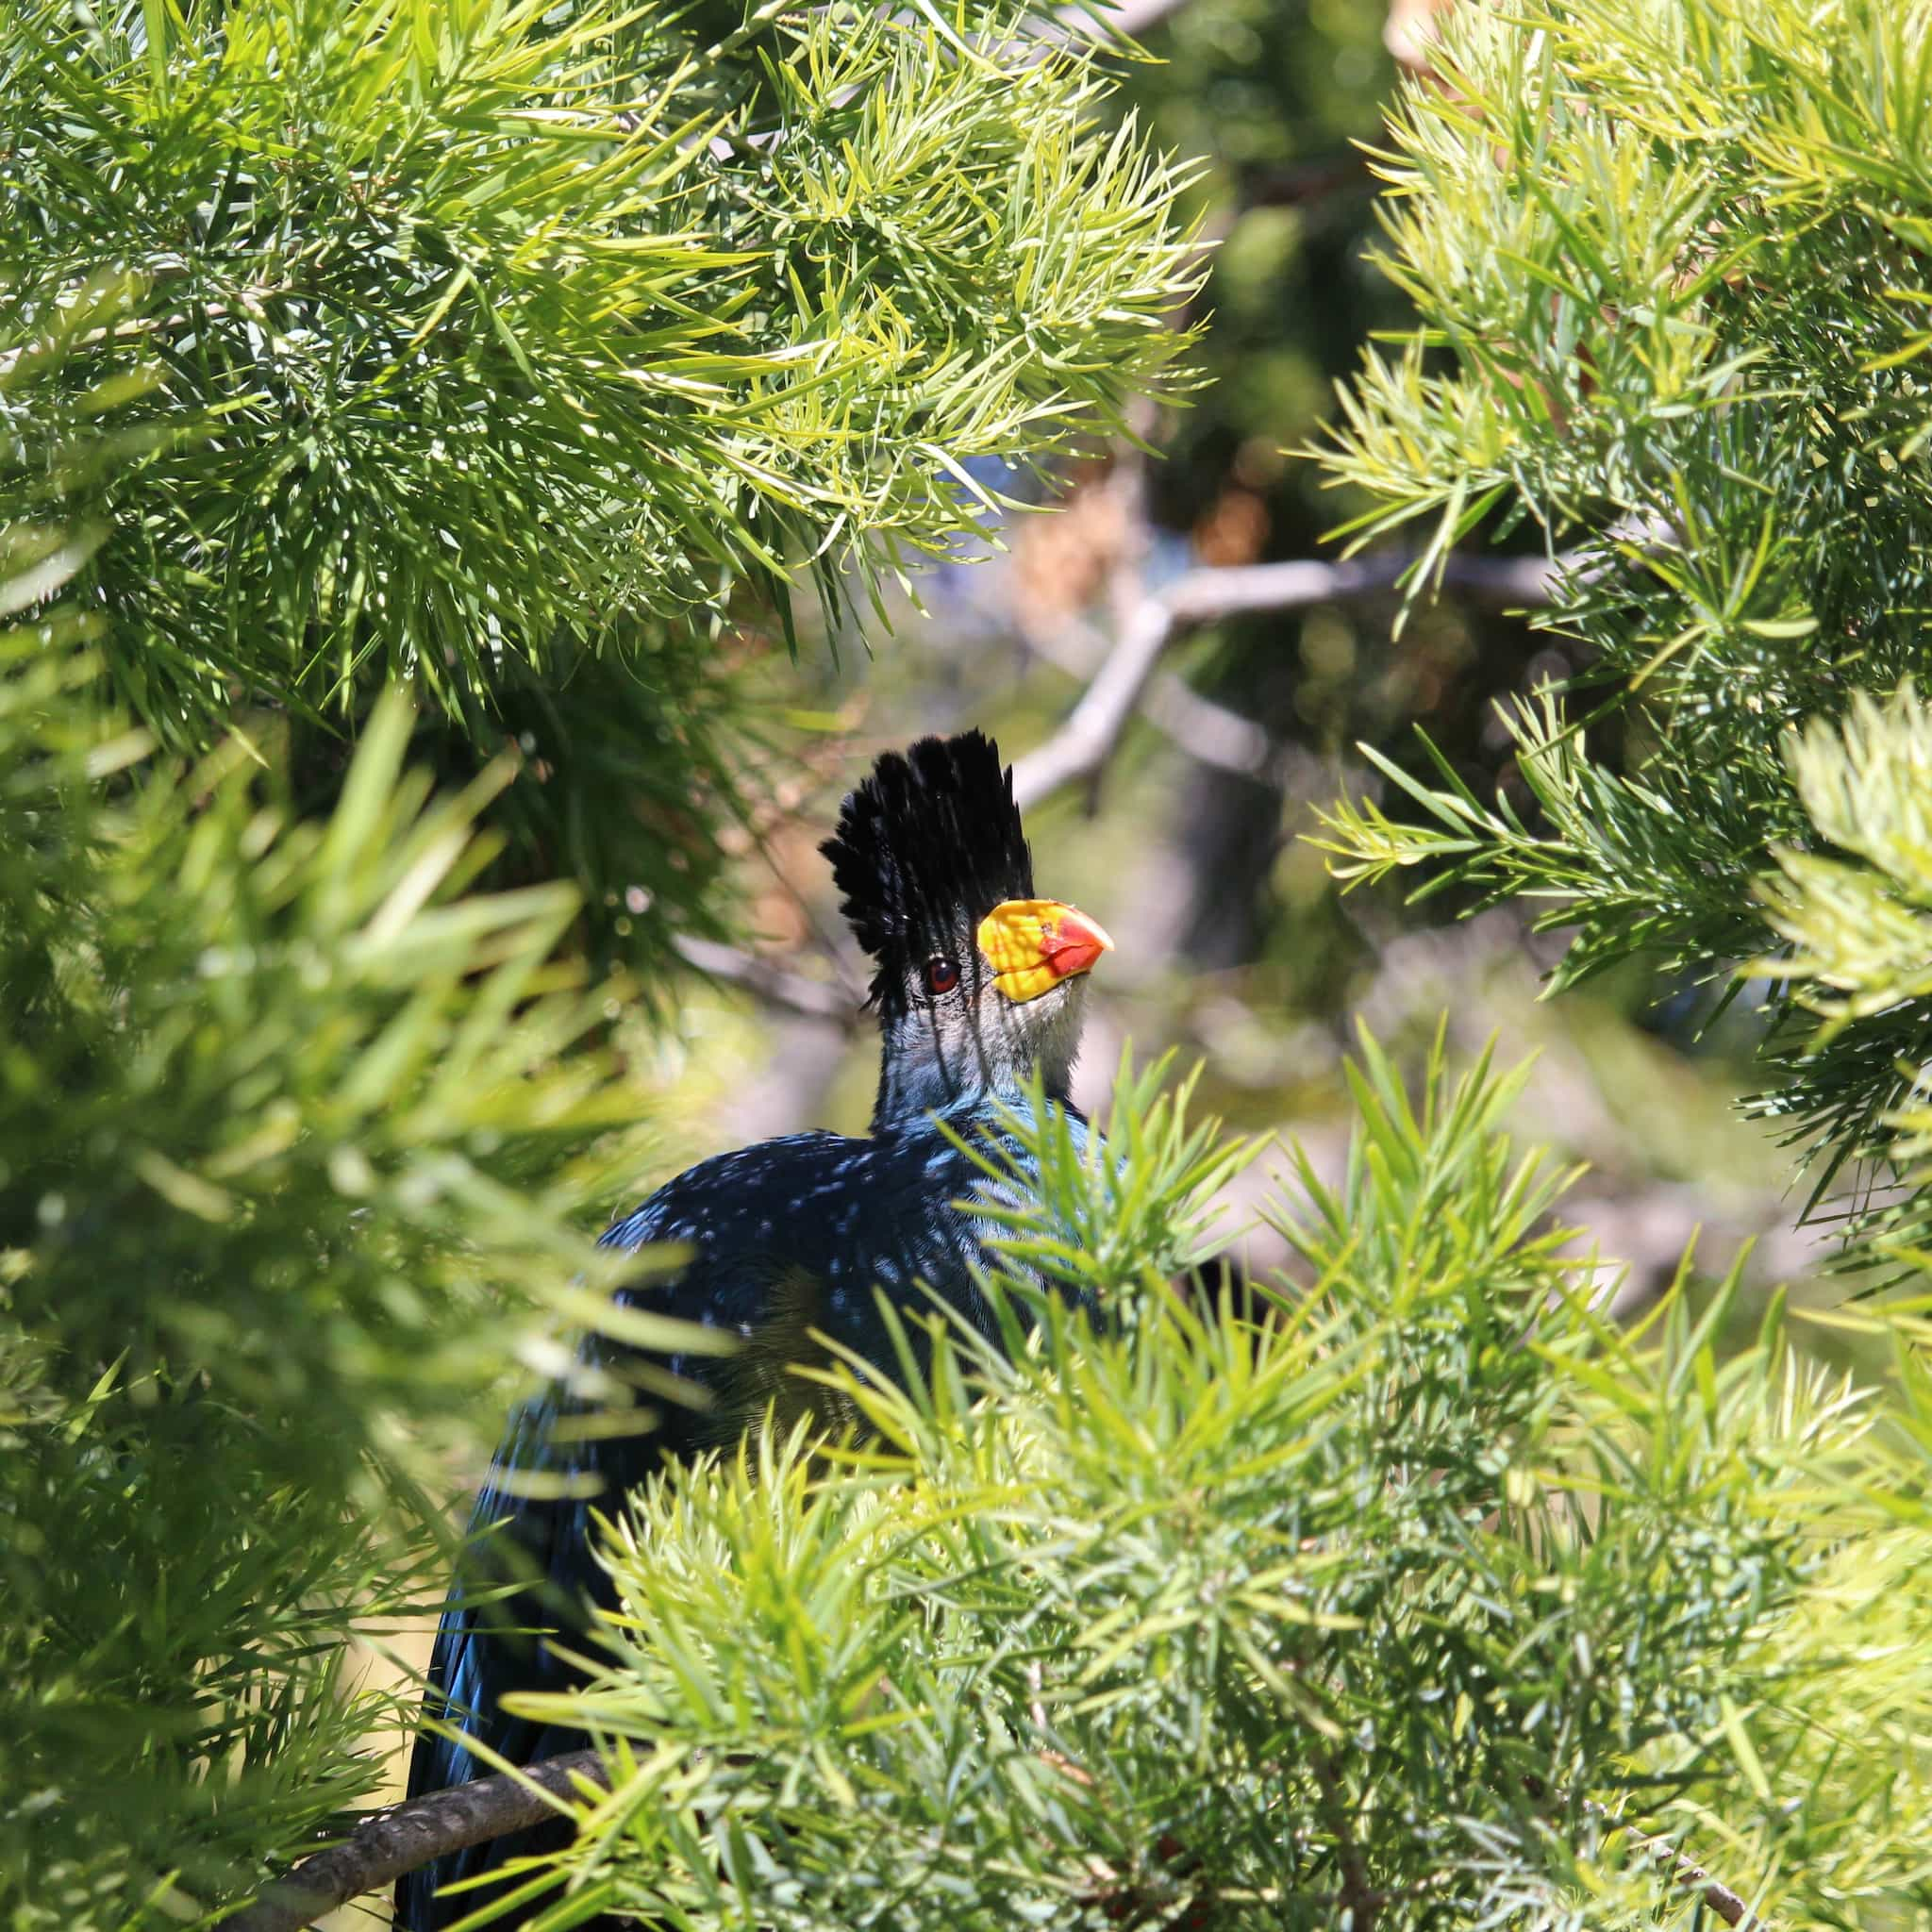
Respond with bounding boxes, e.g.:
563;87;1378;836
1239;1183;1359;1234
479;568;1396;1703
221;1751;1772;1932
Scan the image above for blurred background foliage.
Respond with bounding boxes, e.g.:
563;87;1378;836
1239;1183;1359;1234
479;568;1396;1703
678;0;1836;1333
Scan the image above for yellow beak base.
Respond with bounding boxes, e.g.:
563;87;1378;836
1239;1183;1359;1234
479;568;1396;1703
975;899;1115;1005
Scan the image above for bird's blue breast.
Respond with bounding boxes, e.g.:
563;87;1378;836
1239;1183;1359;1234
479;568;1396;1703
598;1098;1090;1411
400;1095;1091;1931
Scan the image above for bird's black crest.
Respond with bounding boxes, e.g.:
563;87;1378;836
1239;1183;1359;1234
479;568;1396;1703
821;731;1034;1009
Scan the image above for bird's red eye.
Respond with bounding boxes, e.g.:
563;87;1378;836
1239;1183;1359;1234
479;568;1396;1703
924;955;960;996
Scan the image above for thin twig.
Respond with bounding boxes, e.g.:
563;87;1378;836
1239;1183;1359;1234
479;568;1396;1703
679;548;1572;1015
673;933;859;1025
1591;1802;1769;1930
1023;605;1341;790
1310;1751;1380;1932
217;1749;610;1932
1020;608;1275;777
1039;0;1203;52
1010;549;1571;810
677;541;1593;1016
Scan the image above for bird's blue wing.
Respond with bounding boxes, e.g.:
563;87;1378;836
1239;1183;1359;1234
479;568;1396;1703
396;1137;858;1929
396;1191;712;1930
395;1124;1044;1929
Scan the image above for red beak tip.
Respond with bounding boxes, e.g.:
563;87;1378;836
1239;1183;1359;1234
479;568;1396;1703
1040;911;1112;980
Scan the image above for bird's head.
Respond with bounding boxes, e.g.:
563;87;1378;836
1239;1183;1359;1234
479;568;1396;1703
821;731;1113;1124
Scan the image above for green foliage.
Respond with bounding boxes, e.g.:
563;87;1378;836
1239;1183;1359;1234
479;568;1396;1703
0;7;1208;1914
0;655;733;1918
0;0;1201;942
0;271;701;1922
481;1038;1932;1930
1312;0;1932;1257
1757;684;1932;1039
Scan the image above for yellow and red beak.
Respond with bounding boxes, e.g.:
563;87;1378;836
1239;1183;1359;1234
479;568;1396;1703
975;898;1115;1005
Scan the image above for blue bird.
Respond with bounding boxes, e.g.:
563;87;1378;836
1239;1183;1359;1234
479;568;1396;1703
398;731;1113;1928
